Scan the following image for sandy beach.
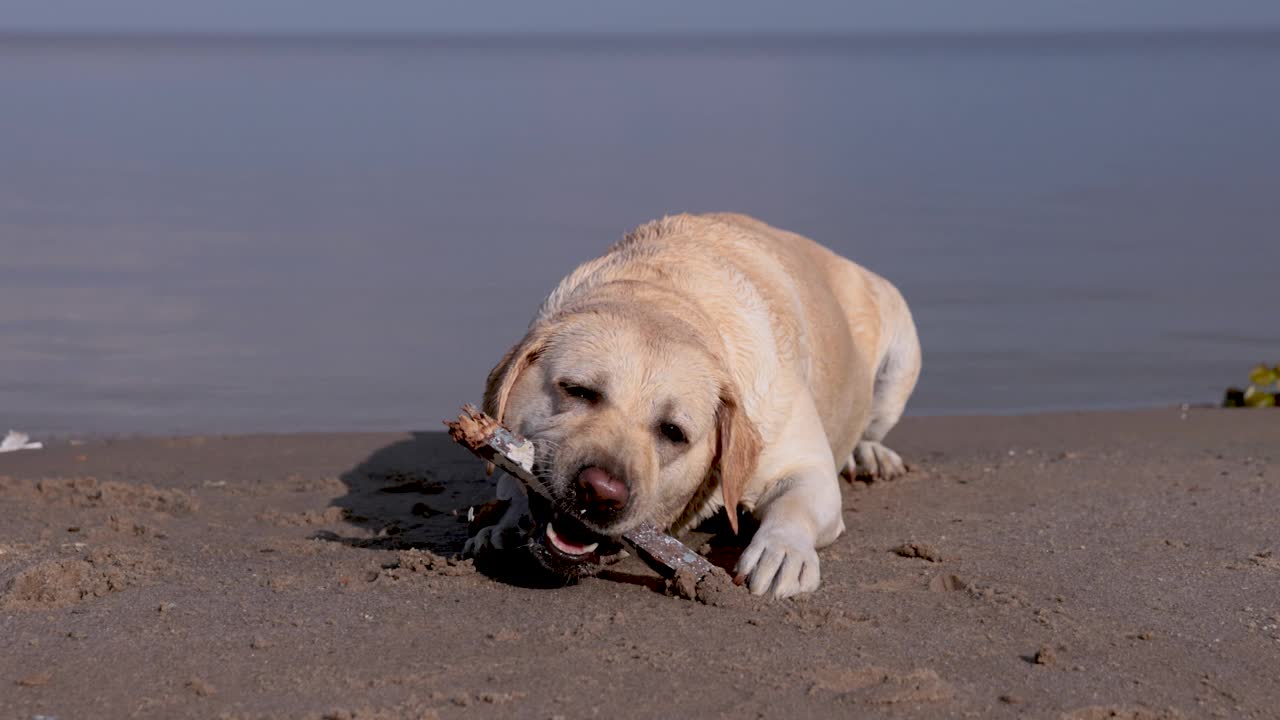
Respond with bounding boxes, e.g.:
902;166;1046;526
2;407;1277;719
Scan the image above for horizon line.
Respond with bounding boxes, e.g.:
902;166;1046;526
3;28;1279;57
3;26;1280;44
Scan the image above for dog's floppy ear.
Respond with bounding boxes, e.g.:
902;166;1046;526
713;386;762;534
482;327;547;425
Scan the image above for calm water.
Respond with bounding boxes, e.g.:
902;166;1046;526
2;34;1278;434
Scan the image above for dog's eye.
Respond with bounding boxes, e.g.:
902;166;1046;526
658;422;687;444
559;381;601;404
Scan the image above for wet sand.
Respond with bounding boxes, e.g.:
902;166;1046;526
2;408;1277;719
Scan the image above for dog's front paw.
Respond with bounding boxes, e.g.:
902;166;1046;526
462;525;500;557
735;525;821;599
462;506;528;558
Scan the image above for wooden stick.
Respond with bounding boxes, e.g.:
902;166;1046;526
445;405;716;579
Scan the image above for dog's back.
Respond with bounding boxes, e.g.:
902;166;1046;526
535;212;917;467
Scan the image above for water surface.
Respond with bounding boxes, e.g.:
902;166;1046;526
2;34;1277;433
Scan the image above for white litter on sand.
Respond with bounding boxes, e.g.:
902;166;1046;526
0;430;43;453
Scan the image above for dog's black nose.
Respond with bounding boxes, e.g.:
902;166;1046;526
576;466;629;511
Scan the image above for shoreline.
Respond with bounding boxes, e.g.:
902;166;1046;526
6;402;1236;443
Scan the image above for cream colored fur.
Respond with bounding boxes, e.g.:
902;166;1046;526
464;213;921;598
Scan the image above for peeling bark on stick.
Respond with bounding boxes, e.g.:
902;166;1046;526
445;405;540;492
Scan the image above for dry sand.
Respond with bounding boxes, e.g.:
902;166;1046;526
1;408;1277;719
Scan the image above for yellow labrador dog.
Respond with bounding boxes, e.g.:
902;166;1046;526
463;213;921;598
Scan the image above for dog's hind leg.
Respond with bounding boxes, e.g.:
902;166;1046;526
843;283;921;482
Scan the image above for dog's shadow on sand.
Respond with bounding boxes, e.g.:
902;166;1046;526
317;431;625;589
319;432;492;556
318;430;752;591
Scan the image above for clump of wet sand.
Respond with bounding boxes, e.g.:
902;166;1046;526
662;564;759;608
1;549;155;610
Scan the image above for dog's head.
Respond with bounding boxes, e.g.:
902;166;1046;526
483;302;760;574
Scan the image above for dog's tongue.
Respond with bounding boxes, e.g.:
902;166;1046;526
547;522;599;556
